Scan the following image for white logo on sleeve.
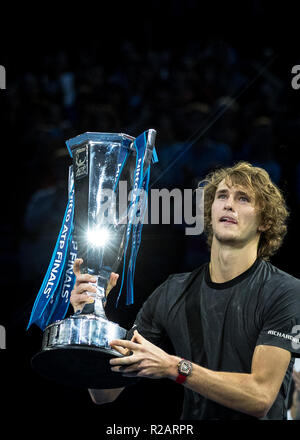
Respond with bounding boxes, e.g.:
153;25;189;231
267;329;300;349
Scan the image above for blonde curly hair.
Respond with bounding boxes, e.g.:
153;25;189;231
200;161;289;260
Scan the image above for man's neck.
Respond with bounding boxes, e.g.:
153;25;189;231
209;240;258;283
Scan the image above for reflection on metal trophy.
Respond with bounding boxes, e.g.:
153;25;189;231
29;130;157;389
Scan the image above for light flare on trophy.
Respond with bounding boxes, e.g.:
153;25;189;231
87;227;110;248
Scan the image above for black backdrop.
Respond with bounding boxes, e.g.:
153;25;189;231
1;1;300;435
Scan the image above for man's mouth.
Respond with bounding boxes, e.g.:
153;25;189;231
219;216;238;224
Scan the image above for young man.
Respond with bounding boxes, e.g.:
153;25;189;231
71;161;300;420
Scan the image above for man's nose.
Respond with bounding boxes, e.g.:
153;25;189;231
224;197;234;210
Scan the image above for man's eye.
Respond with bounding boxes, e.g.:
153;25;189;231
239;196;249;202
217;194;227;199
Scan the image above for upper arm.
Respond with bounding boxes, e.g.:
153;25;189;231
88;387;124;405
128;280;169;346
251;345;291;409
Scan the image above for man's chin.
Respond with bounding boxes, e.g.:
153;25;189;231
214;233;239;245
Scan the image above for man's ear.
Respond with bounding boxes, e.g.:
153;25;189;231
258;223;270;232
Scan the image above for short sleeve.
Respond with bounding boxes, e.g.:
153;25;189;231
256;279;300;357
126;279;169;347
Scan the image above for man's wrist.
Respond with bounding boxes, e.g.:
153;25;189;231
166;356;182;381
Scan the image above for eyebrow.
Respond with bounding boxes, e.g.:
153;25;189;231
216;188;253;199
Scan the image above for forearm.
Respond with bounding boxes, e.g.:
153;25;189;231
110;333;289;418
167;356;271;418
88;387;124;405
290;390;300;420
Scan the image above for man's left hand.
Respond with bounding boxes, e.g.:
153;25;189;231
109;330;178;380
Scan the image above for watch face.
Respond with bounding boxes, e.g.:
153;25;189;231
179;360;192;376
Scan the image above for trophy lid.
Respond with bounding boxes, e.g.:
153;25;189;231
66;132;135;157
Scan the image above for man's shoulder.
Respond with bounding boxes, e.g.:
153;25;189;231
143;263;207;314
260;260;300;289
167;263;207;285
258;260;300;307
166;271;192;285
156;263;208;300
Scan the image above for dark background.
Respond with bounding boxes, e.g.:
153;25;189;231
1;0;300;432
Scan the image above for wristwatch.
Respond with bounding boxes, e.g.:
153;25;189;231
175;358;193;384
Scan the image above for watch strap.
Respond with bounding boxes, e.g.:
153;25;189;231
175;373;188;384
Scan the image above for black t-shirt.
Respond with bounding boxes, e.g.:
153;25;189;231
127;258;300;420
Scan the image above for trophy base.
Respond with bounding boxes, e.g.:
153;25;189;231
31;314;138;389
31;345;138;389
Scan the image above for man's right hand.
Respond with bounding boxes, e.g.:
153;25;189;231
70;258;119;313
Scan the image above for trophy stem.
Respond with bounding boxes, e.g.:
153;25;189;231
94;283;107;318
83;276;107;318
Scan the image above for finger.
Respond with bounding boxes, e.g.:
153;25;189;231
70;292;94;305
71;291;91;301
109;272;119;284
122;369;151;378
73;259;83;277
121;372;142;377
74;283;97;295
111;363;141;373
109;338;138;349
132;330;146;344
79;295;95;304
122;369;149;378
110;344;131;356
110;354;140;366
73;259;97;284
75;273;97;285
106;273;119;296
111;273;119;286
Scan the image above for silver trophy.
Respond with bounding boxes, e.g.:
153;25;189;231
30;130;157;389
